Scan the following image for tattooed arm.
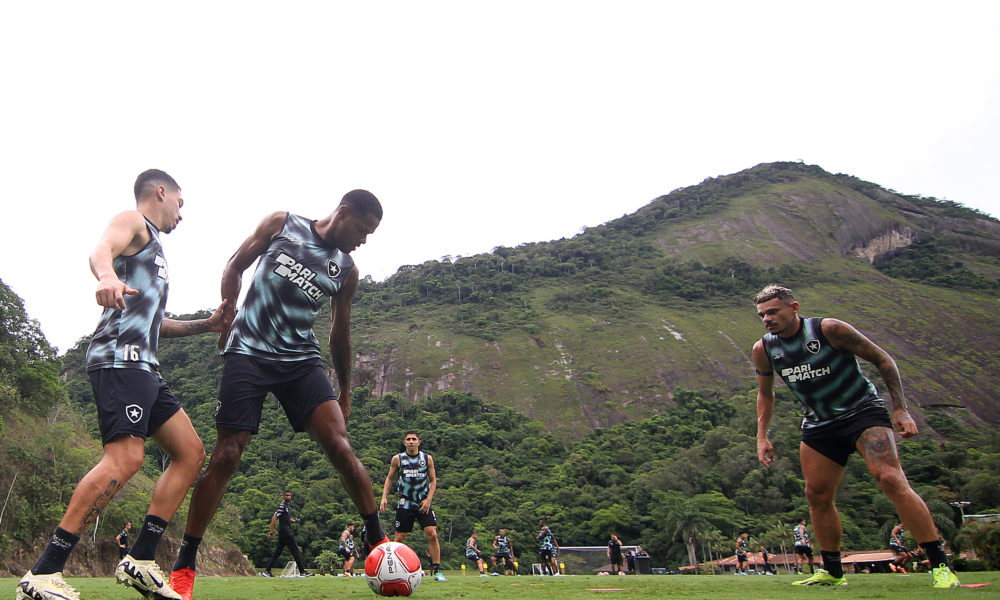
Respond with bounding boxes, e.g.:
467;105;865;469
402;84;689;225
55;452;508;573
822;318;919;438
160;299;229;339
752;340;777;464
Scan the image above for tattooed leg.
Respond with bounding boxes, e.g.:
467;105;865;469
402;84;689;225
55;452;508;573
857;427;938;543
58;435;145;534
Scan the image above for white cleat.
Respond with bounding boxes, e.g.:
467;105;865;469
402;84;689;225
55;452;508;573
116;555;182;599
16;571;80;600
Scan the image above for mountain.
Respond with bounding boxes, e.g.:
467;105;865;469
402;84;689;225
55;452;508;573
340;161;1000;437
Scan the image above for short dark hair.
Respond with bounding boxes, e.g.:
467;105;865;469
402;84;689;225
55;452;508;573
283;490;292;494
753;284;795;305
134;169;180;201
340;189;383;220
404;430;419;438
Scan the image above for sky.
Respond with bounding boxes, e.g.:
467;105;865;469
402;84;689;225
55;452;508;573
1;1;998;354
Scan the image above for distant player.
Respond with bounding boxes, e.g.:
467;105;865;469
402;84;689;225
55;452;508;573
261;490;311;577
16;170;226;600
793;519;814;574
760;545;776;575
115;522;132;560
889;523;914;573
380;431;446;581
753;285;959;588
338;523;359;576
168;191;389;600
734;532;749;575
491;528;516;575
466;532;488;576
537;519;560;575
607;534;623;575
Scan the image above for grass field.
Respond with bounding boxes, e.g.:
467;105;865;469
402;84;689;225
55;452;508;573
4;571;998;600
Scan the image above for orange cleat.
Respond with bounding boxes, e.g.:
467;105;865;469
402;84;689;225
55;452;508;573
169;567;195;600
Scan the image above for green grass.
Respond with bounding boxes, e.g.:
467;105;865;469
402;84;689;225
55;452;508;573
4;572;998;600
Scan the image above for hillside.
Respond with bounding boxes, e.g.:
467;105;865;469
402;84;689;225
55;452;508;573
341;162;1000;437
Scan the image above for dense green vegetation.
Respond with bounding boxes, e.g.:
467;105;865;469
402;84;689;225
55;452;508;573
874;236;999;291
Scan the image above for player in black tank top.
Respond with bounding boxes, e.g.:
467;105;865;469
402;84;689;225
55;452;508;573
751;285;958;588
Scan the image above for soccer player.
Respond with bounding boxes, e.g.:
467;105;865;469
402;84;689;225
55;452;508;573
260;490;311;577
734;532;749;575
16;170;227;600
466;532;488;576
380;431;446;581
115;522;132;560
760;545;776;575
168;190;389;600
792;518;814;574
752;285;960;588
889;523;914;573
607;533;623;576
338;522;359;577
491;528;516;575
536;519;560;576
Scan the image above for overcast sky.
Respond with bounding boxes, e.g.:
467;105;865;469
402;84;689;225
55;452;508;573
2;1;998;354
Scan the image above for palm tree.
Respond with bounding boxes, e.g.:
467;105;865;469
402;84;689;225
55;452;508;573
665;500;710;574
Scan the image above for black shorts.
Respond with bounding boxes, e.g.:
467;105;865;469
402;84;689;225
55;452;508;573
216;354;336;433
890;543;910;555
539;548;553;561
801;406;893;467
338;547;353;559
466;553;481;564
394;506;437;533
89;368;182;444
736;551;747;562
795;544;813;557
494;551;513;561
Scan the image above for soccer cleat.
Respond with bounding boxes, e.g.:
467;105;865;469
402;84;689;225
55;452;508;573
931;565;960;588
791;569;847;587
259;571;273;577
116;555;182;599
301;572;314;577
433;571;448;582
168;568;195;600
16;571;80;600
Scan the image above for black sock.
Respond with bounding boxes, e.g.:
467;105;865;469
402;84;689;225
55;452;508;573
820;551;843;578
32;527;80;575
361;511;386;546
920;541;949;568
172;533;203;572
432;563;441;574
129;515;169;561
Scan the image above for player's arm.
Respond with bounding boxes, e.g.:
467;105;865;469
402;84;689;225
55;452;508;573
160;299;230;338
330;265;359;422
752;340;777;465
380;454;400;512
217;211;287;349
420;454;437;513
822;318;918;438
268;512;277;539
90;210;150;309
116;533;124;546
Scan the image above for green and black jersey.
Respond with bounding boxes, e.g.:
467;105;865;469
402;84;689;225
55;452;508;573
762;317;883;431
86;218;168;372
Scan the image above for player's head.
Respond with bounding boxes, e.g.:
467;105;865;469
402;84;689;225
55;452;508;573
799;518;807;525
331;189;382;254
499;528;506;536
403;431;421;453
125;521;132;529
471;531;477;538
134;169;183;233
283;490;292;501
539;518;547;526
754;284;800;337
347;522;355;531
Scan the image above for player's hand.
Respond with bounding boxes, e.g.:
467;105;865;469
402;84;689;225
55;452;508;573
893;409;919;438
96;275;138;309
204;299;232;333
757;437;775;466
419;498;432;514
268;532;273;540
338;390;352;422
379;498;387;513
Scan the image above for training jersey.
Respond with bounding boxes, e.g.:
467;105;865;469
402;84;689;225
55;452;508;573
891;526;906;546
735;537;748;555
117;528;129;547
273;500;294;537
467;537;479;558
495;535;512;555
395;451;431;510
762;317;883;431
340;530;355;553
608;538;622;558
224;213;354;361
538;527;555;550
87;219;168;372
794;525;810;546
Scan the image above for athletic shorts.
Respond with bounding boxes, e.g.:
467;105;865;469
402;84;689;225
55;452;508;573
494;551;513;561
466;553;481;563
338;547;353;559
89;368;182;444
539;548;553;561
801;405;893;467
890;543;910;555
736;551;747;562
394;506;437;533
215;354;336;433
795;544;813;557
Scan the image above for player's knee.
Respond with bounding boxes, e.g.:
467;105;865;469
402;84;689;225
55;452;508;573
209;441;245;475
804;483;835;506
873;468;909;497
425;529;439;542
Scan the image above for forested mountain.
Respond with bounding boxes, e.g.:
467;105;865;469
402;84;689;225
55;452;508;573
3;162;999;573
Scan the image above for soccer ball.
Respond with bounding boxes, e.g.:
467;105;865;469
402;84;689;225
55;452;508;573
365;541;423;596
